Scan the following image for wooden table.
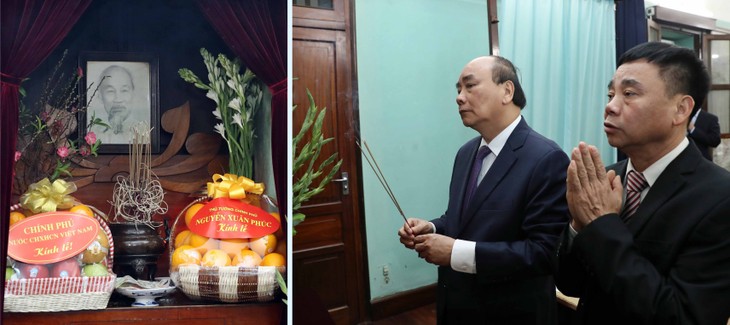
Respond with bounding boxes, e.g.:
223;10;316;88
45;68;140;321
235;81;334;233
4;291;285;325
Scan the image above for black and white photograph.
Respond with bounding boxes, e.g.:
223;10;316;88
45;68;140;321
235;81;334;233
79;52;159;153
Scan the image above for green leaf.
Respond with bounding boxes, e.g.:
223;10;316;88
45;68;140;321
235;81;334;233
291;89;343;235
276;269;288;305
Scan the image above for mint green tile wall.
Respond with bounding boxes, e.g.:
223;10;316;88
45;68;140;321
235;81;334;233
355;0;489;300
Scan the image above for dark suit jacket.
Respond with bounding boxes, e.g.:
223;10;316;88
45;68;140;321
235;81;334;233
430;118;569;324
688;110;721;160
555;143;730;325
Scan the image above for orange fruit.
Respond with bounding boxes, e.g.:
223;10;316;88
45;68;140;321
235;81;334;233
9;211;26;226
231;249;262;267
185;203;205;227
219;238;249;258
201;249;232;267
261;253;285;267
69;204;94;218
249;234;277;258
171;245;202;270
81;229;109;264
174;230;192;248
188;233;218;254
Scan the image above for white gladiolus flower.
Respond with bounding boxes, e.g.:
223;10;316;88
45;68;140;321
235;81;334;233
232;113;243;128
228;98;241;112
206;90;219;105
212;109;222;120
180;49;264;178
214;123;226;138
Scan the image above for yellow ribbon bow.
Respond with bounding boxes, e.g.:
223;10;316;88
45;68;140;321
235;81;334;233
207;173;264;199
20;178;77;214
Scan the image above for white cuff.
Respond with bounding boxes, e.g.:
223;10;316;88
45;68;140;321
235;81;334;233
567;223;578;250
450;239;476;274
428;222;436;234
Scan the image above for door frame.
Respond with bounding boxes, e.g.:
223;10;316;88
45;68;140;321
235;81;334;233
292;0;371;323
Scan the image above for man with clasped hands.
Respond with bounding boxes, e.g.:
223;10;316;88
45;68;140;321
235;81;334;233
556;42;730;325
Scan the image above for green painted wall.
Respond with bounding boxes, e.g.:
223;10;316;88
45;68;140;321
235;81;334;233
355;0;489;300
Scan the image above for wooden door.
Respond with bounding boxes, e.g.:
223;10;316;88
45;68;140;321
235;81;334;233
292;1;369;324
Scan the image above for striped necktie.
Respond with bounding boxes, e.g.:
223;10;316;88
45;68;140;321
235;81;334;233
462;146;491;213
620;170;648;221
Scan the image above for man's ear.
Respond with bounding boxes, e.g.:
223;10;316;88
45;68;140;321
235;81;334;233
673;95;694;126
502;80;515;105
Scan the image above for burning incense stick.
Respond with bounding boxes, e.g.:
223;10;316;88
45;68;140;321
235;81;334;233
356;140;413;233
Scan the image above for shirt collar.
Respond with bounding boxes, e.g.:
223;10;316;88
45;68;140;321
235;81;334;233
479;115;522;155
626;137;689;187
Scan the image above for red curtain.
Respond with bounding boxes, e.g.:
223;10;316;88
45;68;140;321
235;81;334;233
196;0;288;220
0;0;92;313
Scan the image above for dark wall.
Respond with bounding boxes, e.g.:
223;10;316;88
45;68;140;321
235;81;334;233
23;0;235;152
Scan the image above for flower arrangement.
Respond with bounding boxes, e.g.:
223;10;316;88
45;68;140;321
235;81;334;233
14;50;108;195
292;90;342;234
178;48;264;179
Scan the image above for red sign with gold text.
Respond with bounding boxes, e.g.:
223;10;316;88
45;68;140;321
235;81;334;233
8;212;100;264
188;198;280;239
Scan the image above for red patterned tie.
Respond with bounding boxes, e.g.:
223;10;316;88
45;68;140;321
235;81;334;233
621;170;648;221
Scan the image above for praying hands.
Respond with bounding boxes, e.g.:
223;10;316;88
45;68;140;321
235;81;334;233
566;142;623;231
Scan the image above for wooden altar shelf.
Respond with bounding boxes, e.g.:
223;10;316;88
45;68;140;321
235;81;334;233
4;302;284;324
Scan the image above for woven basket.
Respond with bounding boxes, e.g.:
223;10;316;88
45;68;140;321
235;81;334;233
4;203;117;312
174;265;284;303
170;197;284;303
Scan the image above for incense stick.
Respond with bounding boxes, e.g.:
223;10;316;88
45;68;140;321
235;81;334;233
356;140;413;233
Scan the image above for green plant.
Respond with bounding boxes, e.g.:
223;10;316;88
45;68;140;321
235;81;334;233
276;270;287;305
292;90;342;234
178;48;263;178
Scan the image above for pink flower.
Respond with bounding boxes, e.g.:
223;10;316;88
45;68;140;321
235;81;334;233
14;151;21;162
85;132;97;145
79;145;91;157
56;146;70;159
77;66;84;78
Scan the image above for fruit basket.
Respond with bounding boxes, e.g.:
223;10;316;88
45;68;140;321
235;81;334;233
4;201;116;312
169;174;285;303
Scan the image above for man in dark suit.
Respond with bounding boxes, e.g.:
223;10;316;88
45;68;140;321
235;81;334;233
398;56;569;324
688;109;721;160
556;42;730;325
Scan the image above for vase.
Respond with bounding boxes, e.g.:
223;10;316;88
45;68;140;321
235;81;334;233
109;221;166;280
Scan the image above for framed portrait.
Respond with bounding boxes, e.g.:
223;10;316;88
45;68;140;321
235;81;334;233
78;52;160;154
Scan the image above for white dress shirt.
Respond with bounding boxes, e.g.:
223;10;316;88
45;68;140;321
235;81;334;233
430;115;522;274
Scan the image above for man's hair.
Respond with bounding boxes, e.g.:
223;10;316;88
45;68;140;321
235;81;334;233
99;65;135;89
491;56;527;109
618;42;710;117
